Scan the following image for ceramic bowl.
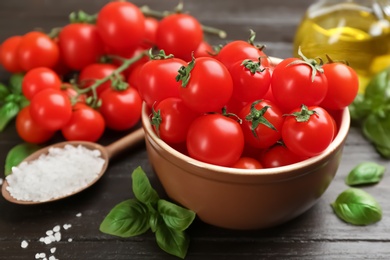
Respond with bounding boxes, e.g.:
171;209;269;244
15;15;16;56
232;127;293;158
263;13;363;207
141;59;350;230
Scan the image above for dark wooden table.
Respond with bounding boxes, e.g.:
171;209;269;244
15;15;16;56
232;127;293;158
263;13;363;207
1;0;389;259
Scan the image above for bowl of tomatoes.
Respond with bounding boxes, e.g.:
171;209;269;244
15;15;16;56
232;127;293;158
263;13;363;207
139;49;356;229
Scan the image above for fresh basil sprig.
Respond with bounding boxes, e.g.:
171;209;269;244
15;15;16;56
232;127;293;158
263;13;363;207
100;166;196;259
331;188;382;226
349;67;390;158
0;73;28;132
345;162;386;186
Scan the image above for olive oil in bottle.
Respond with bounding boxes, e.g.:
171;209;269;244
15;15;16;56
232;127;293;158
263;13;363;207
293;0;390;92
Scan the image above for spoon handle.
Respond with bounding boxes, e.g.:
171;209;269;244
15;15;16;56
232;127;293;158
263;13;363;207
105;127;145;159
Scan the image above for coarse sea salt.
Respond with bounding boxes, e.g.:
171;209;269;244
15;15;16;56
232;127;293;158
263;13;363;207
5;144;105;202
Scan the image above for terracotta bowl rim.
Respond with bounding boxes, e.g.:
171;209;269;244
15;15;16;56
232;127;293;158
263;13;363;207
141;102;350;177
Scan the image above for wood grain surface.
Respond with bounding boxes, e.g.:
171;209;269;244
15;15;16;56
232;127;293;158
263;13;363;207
0;0;389;259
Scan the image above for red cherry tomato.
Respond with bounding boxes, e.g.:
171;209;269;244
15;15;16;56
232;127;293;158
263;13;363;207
156;13;203;61
99;87;142;131
194;41;214;58
282;105;335;158
61;103;105;142
271;57;328;112
29;88;72;131
151;97;200;144
58;23;105;70
320;62;359;110
22;67;62;100
138;57;186;108
96;1;145;53
187;113;245;167
231;157;263;169
260;144;306;168
141;17;159;48
178;57;233;113
17;31;59;71
16;106;56;144
239;100;284;149
0;36;23;73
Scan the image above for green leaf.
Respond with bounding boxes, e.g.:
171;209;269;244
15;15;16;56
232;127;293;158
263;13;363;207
4;143;41;176
9;73;24;94
331;188;382;226
131;166;159;205
348;93;371;121
0;83;10;103
99;199;150;238
364;67;390;107
0;102;20;132
345;162;385;186
155;222;190;259
158;199;196;231
362;113;390;159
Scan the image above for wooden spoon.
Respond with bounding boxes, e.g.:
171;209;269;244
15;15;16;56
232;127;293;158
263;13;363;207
1;127;145;205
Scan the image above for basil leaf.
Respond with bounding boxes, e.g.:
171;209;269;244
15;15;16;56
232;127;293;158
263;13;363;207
348;93;371;121
155;223;190;259
4;143;41;176
331;188;382;226
158;199;196;231
364;67;390;107
345;162;385;186
362;113;390;159
99;199;150;237
132;166;159;205
0;83;10;103
0;102;20;132
9;73;24;94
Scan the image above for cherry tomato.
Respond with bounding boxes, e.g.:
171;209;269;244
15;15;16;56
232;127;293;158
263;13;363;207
271;57;328;112
22;67;62;100
17;31;59;71
282;105;335;158
216;40;269;70
62;103;105;142
178;57;233;113
99;87;142;131
61;83;86;104
141;17;159;49
187;113;245;167
194;41;214;58
29;88;72;131
58;23;105;70
97;1;145;53
16;106;56;144
156;13;203;61
239;100;284;149
138;57;186;108
78;63;121;96
151;97;200;144
260;144;306;168
0;36;23;73
229;59;271;102
320;62;359;110
231;157;263;169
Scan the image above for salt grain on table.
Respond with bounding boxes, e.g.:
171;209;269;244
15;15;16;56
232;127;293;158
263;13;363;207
5;145;105;202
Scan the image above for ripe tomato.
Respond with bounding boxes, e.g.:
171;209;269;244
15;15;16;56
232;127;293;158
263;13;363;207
178;57;233;113
78;63;121;96
156;13;203;61
282;105;335;158
187;113;245;167
151;97;200;144
320;62;359;110
16;106;56;144
260;144;306;168
62;103;105;142
17;31;59;71
141;17;159;49
239;100;284;149
99;87;142;131
229;59;271;102
194;41;214;58
29;88;72;131
231;157;263;169
216;40;270;70
0;36;23;73
22;67;62;100
137;56;186;108
61;83;86;104
96;1;145;53
58;23;105;70
271;57;328;112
